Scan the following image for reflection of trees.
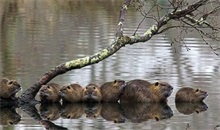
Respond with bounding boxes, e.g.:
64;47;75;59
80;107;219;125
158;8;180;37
0;0;18;78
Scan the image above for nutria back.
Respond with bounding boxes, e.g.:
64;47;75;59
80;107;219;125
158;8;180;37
175;87;208;102
59;83;83;103
100;79;125;102
40;83;61;103
0;78;21;100
82;84;102;103
120;79;173;103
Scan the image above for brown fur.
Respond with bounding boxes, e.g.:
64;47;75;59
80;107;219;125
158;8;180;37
82;84;102;103
0;78;21;100
100;79;125;102
39;83;61;103
59;83;83;103
175;87;208;102
120;79;173;103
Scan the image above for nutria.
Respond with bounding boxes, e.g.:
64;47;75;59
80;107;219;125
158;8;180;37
39;83;61;103
59;83;83;103
82;84;102;103
175;87;208;102
0;78;21;100
41;120;68;130
120;79;173;103
100;79;125;102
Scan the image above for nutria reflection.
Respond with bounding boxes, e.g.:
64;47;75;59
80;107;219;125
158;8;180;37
0;106;21;125
40;120;68;130
61;103;85;119
101;103;125;123
84;103;102;119
120;103;173;123
39;103;62;121
176;102;208;115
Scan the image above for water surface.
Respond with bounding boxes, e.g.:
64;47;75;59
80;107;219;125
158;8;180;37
0;0;220;130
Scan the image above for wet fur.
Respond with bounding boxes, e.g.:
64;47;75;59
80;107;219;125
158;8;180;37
59;83;83;103
0;78;21;100
39;83;61;103
100;79;125;102
82;84;102;103
175;87;208;102
120;79;173;103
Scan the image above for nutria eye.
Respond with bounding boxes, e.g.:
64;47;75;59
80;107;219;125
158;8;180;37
86;87;88;89
67;115;71;119
155;82;159;86
47;86;50;89
8;81;13;85
195;89;199;92
93;115;96;118
67;86;71;89
93;87;96;89
114;80;117;84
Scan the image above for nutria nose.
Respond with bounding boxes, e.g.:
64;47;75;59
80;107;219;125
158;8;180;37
170;86;173;90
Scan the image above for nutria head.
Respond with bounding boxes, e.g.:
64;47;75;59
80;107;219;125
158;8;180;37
82;84;102;103
175;87;208;102
152;81;173;99
59;84;83;102
0;78;21;99
100;79;126;102
40;83;61;103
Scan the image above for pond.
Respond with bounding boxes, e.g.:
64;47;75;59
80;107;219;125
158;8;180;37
0;0;220;130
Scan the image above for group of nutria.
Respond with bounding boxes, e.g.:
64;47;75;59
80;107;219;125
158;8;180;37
0;78;208;103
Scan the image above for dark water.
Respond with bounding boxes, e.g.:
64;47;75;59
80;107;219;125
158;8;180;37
0;0;220;130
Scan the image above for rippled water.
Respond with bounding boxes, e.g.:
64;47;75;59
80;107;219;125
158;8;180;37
0;0;220;130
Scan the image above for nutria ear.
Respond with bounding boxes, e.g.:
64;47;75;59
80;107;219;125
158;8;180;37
155;82;159;86
195;89;199;92
195;110;200;114
114;80;117;84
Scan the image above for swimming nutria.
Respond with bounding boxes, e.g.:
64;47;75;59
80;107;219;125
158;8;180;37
82;84;102;103
59;83;83;103
0;78;21;100
120;79;173;103
100;79;126;102
39;83;61;103
175;87;208;102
